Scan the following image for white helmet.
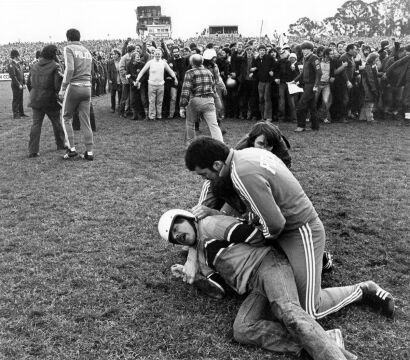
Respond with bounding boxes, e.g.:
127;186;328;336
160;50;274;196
158;209;195;244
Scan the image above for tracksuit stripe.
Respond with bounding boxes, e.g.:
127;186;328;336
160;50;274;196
300;224;315;316
377;289;389;300
231;162;270;238
213;249;225;266
313;288;363;319
198;180;211;205
245;228;259;243
306;224;316;317
60;84;71;147
226;223;240;242
207;278;225;293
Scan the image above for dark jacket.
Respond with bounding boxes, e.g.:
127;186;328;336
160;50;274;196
8;60;25;88
169;56;188;82
107;59;121;89
275;58;299;83
251;54;275;82
337;53;355;82
230;50;245;79
27;58;62;110
216;57;230;83
294;53;322;86
362;64;380;102
126;61;146;85
238;52;255;82
386;55;410;88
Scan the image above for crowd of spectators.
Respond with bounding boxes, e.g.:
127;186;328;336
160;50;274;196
2;32;410;127
2;34;409;73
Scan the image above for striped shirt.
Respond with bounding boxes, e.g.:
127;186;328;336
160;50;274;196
197;215;269;295
179;66;216;108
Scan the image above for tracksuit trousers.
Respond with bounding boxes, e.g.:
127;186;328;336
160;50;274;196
277;216;363;319
61;84;93;152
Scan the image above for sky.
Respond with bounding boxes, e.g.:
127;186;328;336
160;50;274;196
1;0;348;44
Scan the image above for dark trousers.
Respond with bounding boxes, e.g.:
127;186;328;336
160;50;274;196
297;83;319;130
29;108;65;153
11;85;24;117
331;81;349;120
226;86;240;118
119;84;130;115
271;82;279;120
239;79;260;118
111;85;122;111
130;86;145;118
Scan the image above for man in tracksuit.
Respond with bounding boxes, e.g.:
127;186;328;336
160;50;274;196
59;28;94;161
184;137;395;322
158;209;358;360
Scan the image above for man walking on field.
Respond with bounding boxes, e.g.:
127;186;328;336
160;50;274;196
59;28;94;161
179;54;223;146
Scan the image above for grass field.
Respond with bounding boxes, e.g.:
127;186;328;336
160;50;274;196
0;80;409;360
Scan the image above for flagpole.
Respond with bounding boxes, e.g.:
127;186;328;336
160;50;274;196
259;20;264;45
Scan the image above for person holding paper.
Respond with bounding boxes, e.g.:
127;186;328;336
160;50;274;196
274;48;299;122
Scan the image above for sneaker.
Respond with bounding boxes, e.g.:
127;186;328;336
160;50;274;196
360;281;395;318
63;149;78;160
28;153;40;158
322;251;334;274
20;114;29;117
294;127;306;132
80;151;94;161
323;118;331;124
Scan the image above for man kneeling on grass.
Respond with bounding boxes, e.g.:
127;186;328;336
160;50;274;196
158;209;362;360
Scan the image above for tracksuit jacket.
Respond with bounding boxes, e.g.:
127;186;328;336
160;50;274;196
198;148;318;239
61;41;92;90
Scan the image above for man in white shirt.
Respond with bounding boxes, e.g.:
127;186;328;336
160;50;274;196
136;48;177;120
